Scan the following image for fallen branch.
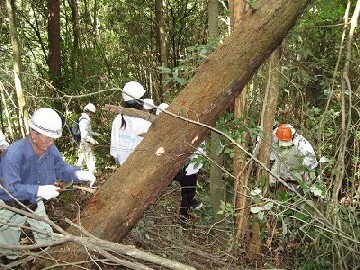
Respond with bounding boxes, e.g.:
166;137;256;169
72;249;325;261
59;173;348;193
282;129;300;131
72;185;97;194
64;218;197;270
104;105;156;123
1;206;196;270
142;228;231;268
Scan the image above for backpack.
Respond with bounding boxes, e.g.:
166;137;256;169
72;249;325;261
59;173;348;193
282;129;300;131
70;116;85;142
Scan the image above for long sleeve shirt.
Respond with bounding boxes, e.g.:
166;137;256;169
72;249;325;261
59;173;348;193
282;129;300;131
0;137;80;204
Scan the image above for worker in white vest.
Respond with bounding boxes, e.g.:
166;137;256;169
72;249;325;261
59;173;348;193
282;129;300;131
270;124;318;188
110;81;152;165
76;103;99;174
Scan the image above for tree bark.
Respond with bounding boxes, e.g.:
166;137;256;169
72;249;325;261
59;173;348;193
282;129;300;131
47;0;61;87
230;0;251;241
257;47;281;195
155;0;168;102
248;47;281;259
52;0;312;264
69;0;87;80
208;0;225;222
6;0;30;137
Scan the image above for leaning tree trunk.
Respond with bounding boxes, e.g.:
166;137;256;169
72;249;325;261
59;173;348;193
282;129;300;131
50;0;312;266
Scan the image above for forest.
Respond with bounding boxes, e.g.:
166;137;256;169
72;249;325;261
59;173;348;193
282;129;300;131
0;0;359;269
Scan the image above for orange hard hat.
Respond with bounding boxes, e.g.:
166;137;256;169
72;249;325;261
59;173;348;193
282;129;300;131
275;124;293;141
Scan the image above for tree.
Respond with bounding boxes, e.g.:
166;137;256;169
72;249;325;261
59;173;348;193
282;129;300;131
208;0;225;222
249;47;281;258
229;0;252;243
6;0;29;137
69;0;87;80
155;0;168;102
47;0;61;89
49;0;313;265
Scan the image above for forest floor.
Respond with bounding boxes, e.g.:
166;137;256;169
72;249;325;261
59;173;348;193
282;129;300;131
19;167;296;270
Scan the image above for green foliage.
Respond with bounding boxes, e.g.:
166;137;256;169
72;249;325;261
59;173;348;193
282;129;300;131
296;257;332;270
216;200;234;216
1;0;359;268
158;38;220;91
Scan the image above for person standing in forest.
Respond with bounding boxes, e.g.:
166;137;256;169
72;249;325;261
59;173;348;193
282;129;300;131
0;108;96;262
173;146;205;226
155;103;204;226
269;123;318;190
76;103;99;174
110;81;152;165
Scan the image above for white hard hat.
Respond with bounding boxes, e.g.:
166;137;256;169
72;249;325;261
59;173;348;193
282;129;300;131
122;81;145;102
28;108;63;138
84;103;96;113
155;103;169;115
143;98;155;110
0;130;9;150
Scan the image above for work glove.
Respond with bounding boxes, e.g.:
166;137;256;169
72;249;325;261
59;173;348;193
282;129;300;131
37;185;60;200
75;170;96;187
89;138;99;145
92;131;100;137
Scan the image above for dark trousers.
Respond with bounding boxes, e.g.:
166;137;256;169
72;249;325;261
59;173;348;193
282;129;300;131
174;167;197;216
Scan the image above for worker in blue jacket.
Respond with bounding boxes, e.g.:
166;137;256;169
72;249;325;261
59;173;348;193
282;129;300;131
0;108;96;261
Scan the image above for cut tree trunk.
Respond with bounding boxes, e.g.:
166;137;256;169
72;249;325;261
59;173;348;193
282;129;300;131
51;0;312;264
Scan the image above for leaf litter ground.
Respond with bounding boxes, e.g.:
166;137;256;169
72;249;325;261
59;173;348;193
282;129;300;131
20;168;294;269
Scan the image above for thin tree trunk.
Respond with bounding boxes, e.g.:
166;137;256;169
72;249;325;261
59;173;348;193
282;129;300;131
156;0;168;102
332;0;359;203
249;47;281;259
230;0;251;241
208;0;225;222
47;0;61;88
6;0;29;137
69;0;87;80
48;0;312;266
258;47;281;195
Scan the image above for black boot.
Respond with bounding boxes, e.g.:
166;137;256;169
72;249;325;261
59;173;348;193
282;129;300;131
190;198;203;211
179;214;190;228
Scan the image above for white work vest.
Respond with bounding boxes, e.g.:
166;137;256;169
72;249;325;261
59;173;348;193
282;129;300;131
270;145;305;183
78;113;93;143
110;114;151;165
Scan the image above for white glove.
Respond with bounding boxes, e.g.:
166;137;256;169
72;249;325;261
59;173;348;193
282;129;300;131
92;132;100;137
75;170;96;187
37;185;60;200
89;138;99;145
